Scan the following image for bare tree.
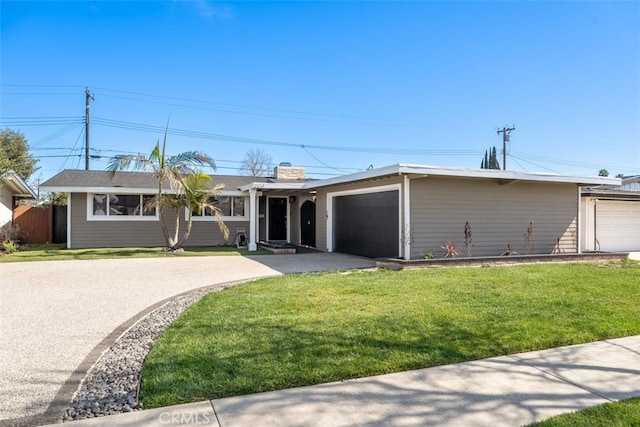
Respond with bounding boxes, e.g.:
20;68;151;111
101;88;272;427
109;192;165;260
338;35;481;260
240;148;273;177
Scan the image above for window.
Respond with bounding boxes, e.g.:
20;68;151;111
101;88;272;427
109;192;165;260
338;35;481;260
142;195;156;216
110;195;141;216
216;196;232;216
233;197;244;216
89;194;157;220
93;194;107;215
191;196;247;220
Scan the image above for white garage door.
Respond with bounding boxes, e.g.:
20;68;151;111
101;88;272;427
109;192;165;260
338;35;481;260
596;200;640;252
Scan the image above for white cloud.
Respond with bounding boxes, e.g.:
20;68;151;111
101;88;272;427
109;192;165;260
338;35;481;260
192;0;233;20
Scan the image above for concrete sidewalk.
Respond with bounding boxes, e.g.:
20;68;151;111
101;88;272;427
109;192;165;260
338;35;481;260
42;335;640;427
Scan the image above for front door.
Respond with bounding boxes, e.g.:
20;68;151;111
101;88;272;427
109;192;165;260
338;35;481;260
268;197;288;241
300;200;316;247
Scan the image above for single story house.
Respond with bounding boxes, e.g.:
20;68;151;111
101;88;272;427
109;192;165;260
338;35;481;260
0;171;37;228
41;164;618;259
580;175;640;252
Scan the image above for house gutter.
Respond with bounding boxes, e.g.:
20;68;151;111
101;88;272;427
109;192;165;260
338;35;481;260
2;171;37;199
303;164;621;189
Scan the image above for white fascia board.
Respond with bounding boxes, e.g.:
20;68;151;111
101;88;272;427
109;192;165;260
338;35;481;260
238;182;307;192
39;185;170;194
40;185;248;197
303;165;402;189
2;172;37;198
220;190;249;196
395;164;621;186
304;163;621;189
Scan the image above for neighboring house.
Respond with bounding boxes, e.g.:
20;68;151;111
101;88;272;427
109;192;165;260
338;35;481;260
41;164;617;258
581;175;640;252
0;171;37;228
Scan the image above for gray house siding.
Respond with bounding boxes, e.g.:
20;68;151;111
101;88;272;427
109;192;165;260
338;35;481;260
409;177;578;258
70;193;166;248
69;193;234;249
289;195;302;245
182;220;244;246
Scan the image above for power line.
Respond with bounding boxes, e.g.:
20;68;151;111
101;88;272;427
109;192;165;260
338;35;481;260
2;84;483;130
301;145;357;174
0;84;84;88
0;92;79;96
30;122;84;148
92;86;436;128
59;126;86;172
509;150;634;171
0;117;82;126
91;116;481;156
508;155;529;172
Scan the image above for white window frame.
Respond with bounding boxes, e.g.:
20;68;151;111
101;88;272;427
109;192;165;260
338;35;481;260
87;193;159;221
188;195;249;222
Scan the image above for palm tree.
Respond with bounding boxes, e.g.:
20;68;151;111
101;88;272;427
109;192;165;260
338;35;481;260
175;171;229;248
107;129;223;250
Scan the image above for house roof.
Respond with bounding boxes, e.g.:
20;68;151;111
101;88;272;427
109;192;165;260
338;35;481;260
40;169;306;194
581;175;640;199
303;164;621;189
40;165;621;196
1;171;37;198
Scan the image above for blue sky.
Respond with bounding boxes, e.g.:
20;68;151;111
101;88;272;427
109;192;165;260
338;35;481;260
1;0;639;183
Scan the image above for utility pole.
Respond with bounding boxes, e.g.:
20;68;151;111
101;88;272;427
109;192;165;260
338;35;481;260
85;87;95;170
497;126;515;170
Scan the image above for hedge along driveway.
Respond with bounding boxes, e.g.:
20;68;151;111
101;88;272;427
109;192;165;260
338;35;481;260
0;253;375;425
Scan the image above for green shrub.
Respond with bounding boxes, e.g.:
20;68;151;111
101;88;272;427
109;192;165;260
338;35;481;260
2;240;19;253
421;251;435;259
0;223;23;243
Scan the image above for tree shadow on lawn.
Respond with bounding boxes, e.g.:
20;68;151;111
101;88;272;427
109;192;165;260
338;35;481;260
143;318;517;403
144;322;640;426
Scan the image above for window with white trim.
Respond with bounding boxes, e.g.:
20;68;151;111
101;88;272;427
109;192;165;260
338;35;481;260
89;194;157;220
191;196;247;220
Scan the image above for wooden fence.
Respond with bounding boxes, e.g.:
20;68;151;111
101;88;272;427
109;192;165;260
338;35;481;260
12;205;67;244
13;205;52;244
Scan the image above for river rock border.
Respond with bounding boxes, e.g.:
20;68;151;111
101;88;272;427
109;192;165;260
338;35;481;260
62;282;234;422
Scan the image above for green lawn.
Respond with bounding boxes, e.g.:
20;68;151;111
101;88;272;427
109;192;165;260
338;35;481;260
529;397;640;426
141;262;640;408
0;243;268;262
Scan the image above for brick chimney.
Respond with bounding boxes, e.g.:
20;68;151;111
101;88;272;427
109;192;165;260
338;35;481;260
273;164;305;180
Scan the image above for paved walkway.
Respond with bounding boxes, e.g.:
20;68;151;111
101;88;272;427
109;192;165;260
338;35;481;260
40;335;640;427
0;253;375;427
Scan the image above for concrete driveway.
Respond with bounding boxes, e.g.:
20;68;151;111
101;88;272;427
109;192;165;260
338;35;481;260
0;253;375;426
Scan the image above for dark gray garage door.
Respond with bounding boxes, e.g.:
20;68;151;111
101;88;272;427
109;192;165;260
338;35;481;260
333;190;399;258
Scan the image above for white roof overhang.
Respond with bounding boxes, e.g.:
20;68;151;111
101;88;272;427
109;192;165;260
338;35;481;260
303;164;621;188
2;172;37;198
238;182;307;192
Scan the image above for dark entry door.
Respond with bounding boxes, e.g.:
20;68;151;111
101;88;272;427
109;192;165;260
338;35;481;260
268;197;287;240
300;200;316;247
333;190;398;258
52;205;67;244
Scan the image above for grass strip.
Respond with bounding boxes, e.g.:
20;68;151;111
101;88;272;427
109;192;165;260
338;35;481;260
529;397;640;426
141;262;640;408
0;243;268;262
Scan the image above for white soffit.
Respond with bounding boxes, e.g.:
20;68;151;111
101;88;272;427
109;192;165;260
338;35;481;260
304;164;620;188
